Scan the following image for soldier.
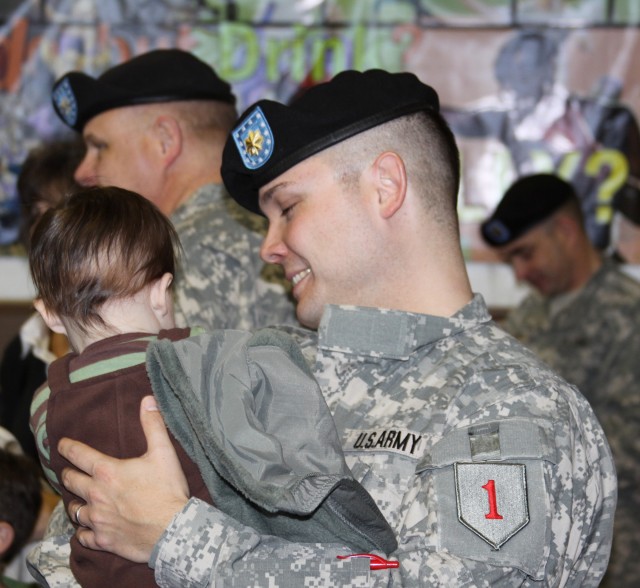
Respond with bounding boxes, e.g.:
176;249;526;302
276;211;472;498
32;71;616;586
27;187;394;588
51;48;296;332
481;173;640;587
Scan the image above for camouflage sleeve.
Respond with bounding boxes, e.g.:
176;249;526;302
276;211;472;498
547;390;617;585
152;383;616;587
26;500;79;588
151;499;389;588
150;498;535;587
588;332;640;583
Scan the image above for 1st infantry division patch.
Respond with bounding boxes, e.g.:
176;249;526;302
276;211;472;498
454;462;529;550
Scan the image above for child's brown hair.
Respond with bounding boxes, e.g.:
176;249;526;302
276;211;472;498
0;449;42;564
29;186;181;334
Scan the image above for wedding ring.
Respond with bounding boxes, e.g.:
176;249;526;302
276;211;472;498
73;503;87;527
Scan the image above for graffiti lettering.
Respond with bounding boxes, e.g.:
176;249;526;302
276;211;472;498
193;23;409;84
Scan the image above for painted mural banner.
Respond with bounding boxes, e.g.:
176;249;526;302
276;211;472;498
1;0;639;259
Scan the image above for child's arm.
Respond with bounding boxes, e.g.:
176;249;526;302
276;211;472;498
30;383;62;494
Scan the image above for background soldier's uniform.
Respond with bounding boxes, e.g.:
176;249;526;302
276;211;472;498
171;183;296;331
28;295;616;587
503;257;640;586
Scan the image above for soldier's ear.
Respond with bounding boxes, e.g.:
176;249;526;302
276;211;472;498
552;213;581;247
371;151;407;219
153;115;183;167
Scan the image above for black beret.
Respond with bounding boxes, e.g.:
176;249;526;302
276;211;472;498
52;49;235;132
481;174;576;247
612;182;640;226
221;69;440;215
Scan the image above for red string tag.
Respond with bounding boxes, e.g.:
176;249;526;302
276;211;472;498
337;553;400;570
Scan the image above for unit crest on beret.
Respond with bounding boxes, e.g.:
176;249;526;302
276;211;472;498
52;78;78;128
232;107;274;170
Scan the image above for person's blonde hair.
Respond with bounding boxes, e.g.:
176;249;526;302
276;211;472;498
167;100;238;140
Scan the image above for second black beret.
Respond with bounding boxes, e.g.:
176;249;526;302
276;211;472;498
52;49;236;132
481;174;577;247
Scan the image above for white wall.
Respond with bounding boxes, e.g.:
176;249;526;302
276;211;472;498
0;257;35;301
466;261;531;308
2;256;638;308
0;256;530;307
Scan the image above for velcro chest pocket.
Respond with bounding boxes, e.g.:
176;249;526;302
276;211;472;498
416;419;558;581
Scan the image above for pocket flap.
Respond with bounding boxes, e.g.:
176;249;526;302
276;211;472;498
417;418;557;471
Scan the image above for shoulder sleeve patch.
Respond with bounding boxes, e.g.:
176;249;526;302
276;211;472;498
420;420;554;580
454;462;529;549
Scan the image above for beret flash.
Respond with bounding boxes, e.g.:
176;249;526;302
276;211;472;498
52;49;236;132
481;174;577;247
221;69;440;216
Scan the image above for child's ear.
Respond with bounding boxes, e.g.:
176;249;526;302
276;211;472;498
33;299;68;335
0;521;15;559
150;273;174;319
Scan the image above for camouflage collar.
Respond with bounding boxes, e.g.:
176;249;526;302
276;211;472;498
318;294;491;359
170;182;227;223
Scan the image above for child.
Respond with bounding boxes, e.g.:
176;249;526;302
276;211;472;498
29;187;396;587
0;444;41;588
29;186;211;587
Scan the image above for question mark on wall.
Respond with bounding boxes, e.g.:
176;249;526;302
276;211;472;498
584;149;628;224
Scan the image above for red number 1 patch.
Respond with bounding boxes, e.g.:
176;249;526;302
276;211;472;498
454;462;529;549
482;479;504;520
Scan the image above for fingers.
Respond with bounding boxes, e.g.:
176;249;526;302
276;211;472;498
72;503;87;527
59;436;112;475
139;396;189;496
54;397;188;564
139;395;173;454
60;466;93;503
59;437;118;502
67;499;101;551
76;526;99;550
59;396;170;477
74;523;116;554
